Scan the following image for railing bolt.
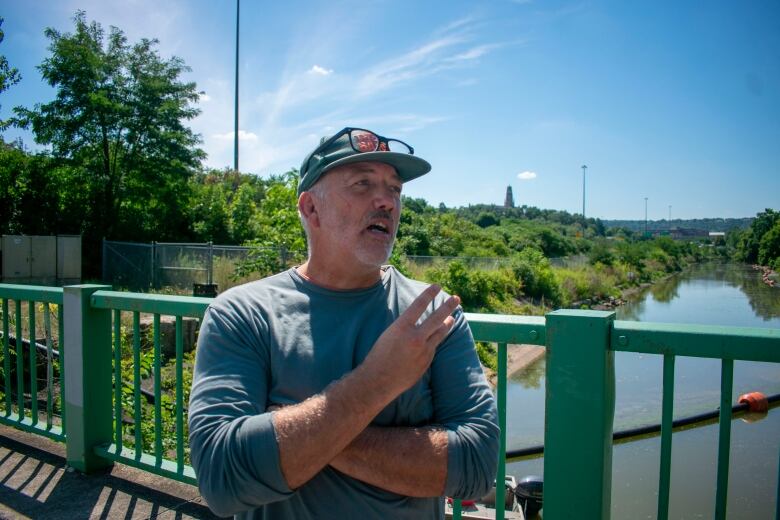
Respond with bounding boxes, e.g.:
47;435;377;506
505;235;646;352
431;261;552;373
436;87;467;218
618;335;628;346
529;330;538;341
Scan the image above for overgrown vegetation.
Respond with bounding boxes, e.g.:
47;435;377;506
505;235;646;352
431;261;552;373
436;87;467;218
728;209;780;270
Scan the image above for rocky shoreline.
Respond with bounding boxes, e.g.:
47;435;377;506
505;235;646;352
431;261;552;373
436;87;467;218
754;264;779;288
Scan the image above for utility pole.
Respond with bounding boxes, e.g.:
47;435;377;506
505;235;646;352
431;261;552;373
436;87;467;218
668;205;672;230
644;197;649;236
233;0;240;173
581;165;587;218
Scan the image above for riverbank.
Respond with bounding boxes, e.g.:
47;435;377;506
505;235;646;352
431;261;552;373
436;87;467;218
483;344;546;386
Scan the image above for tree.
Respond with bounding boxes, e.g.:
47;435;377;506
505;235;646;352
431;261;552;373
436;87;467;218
0;17;22;130
15;11;204;250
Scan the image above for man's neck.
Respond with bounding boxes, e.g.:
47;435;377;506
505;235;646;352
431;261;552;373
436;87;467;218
296;259;382;290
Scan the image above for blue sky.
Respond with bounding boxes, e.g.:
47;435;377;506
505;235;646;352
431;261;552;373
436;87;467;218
2;0;778;220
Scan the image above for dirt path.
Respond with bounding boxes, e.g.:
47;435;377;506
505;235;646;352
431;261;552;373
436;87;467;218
484;344;546;387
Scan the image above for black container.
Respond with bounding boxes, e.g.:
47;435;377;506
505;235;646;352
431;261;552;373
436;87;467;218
193;283;218;297
514;475;543;517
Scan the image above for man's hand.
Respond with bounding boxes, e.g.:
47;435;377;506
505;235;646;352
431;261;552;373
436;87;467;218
361;284;461;396
273;285;459;490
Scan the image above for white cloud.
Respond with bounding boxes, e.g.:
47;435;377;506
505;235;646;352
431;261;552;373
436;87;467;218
309;65;333;76
518;171;537;180
199;93;211;102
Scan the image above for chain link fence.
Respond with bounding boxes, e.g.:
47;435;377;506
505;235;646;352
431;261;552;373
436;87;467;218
103;240;589;293
102;240;266;293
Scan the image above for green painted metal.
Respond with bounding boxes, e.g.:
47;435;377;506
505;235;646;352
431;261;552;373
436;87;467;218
94;443;197;485
465;313;546;345
133;311;142;461
44;304;53;430
0;284;63;304
0;412;64;441
543;309;615;520
15;300;23;420
28;301;37;425
176;316;185;473
2;299;10;415
714;359;734;520
495;342;508;520
57;304;67;431
91;290;211;317
452;499;462;519
612;320;780;362
154;313;163;466
113;309;123;454
657;353;675;520
58;303;65;432
63;285;114;472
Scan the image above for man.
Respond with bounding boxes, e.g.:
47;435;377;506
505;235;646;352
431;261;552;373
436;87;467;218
188;127;499;519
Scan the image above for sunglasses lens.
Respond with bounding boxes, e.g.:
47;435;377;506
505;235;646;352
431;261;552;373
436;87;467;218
351;130;379;152
386;139;412;154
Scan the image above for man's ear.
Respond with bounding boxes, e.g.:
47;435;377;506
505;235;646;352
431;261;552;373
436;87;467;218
298;191;320;228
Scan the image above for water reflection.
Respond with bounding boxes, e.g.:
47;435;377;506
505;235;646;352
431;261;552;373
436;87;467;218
506;262;780;518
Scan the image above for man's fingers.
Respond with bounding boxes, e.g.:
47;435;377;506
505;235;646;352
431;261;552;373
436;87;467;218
399;284;442;326
425;315;456;348
417;294;461;338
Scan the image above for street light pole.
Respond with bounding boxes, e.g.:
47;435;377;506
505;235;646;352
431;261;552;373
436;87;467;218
581;165;587;219
668;205;672;230
233;0;240;173
644;197;649;236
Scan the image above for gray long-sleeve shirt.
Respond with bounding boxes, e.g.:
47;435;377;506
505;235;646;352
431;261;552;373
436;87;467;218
188;266;499;519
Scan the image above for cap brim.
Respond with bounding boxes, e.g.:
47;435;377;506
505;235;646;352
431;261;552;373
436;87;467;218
321;151;431;183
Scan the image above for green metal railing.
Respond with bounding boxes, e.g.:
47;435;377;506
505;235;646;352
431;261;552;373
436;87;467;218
1;284;779;519
0;284;65;442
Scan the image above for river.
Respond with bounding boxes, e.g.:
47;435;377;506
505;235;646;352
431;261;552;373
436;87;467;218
505;263;780;519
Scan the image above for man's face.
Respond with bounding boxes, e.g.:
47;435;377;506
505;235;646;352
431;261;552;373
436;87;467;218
312;161;402;269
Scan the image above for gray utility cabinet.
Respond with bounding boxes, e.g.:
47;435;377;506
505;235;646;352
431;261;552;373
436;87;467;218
1;235;81;283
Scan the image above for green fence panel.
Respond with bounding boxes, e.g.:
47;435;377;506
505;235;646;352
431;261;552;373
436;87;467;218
544;309;615;520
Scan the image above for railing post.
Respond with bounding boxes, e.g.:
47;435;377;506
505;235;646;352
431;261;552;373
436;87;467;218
63;284;113;473
544;309;615;520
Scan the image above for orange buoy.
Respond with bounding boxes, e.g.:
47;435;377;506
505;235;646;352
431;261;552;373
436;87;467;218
738;391;769;413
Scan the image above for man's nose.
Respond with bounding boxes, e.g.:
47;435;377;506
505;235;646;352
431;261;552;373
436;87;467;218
373;186;397;211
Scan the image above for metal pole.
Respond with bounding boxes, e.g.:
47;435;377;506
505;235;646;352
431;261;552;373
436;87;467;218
581;165;587;218
668;205;672;230
644;197;649;236
233;0;240;173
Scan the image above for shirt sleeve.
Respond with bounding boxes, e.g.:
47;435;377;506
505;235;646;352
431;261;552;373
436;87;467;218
188;302;293;517
431;308;500;499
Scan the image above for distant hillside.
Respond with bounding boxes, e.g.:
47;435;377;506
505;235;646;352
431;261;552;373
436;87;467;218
603;217;753;233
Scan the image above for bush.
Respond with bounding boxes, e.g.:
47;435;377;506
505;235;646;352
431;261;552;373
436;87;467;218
508;248;562;306
424;260;518;312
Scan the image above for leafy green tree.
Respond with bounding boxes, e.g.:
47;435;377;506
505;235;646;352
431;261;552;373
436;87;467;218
229;183;258;243
758;220;780;269
0;17;21;130
736;209;779;264
14;11;204;252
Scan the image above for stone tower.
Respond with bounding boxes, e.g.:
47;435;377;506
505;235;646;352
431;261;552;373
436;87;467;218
504;185;515;208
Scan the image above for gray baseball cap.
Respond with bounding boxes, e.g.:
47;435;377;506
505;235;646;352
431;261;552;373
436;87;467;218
297;127;431;196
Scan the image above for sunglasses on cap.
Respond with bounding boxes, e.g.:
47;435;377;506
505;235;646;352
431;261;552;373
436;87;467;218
313;127;415;157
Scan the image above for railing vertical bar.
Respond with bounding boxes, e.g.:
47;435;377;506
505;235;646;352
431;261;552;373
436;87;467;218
113;309;123;454
714;359;734;520
452;499;462;519
44;304;53;429
2;299;10;416
496;342;508;520
657;353;675;520
15;300;24;421
175;316;184;472
153;313;162;466
58;303;65;431
133;311;142;460
28;301;37;424
775;447;779;520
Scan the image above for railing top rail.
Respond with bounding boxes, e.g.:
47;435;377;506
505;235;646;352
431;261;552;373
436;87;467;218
0;283;64;304
612;319;780;362
90;290;211;317
465;313;546;345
